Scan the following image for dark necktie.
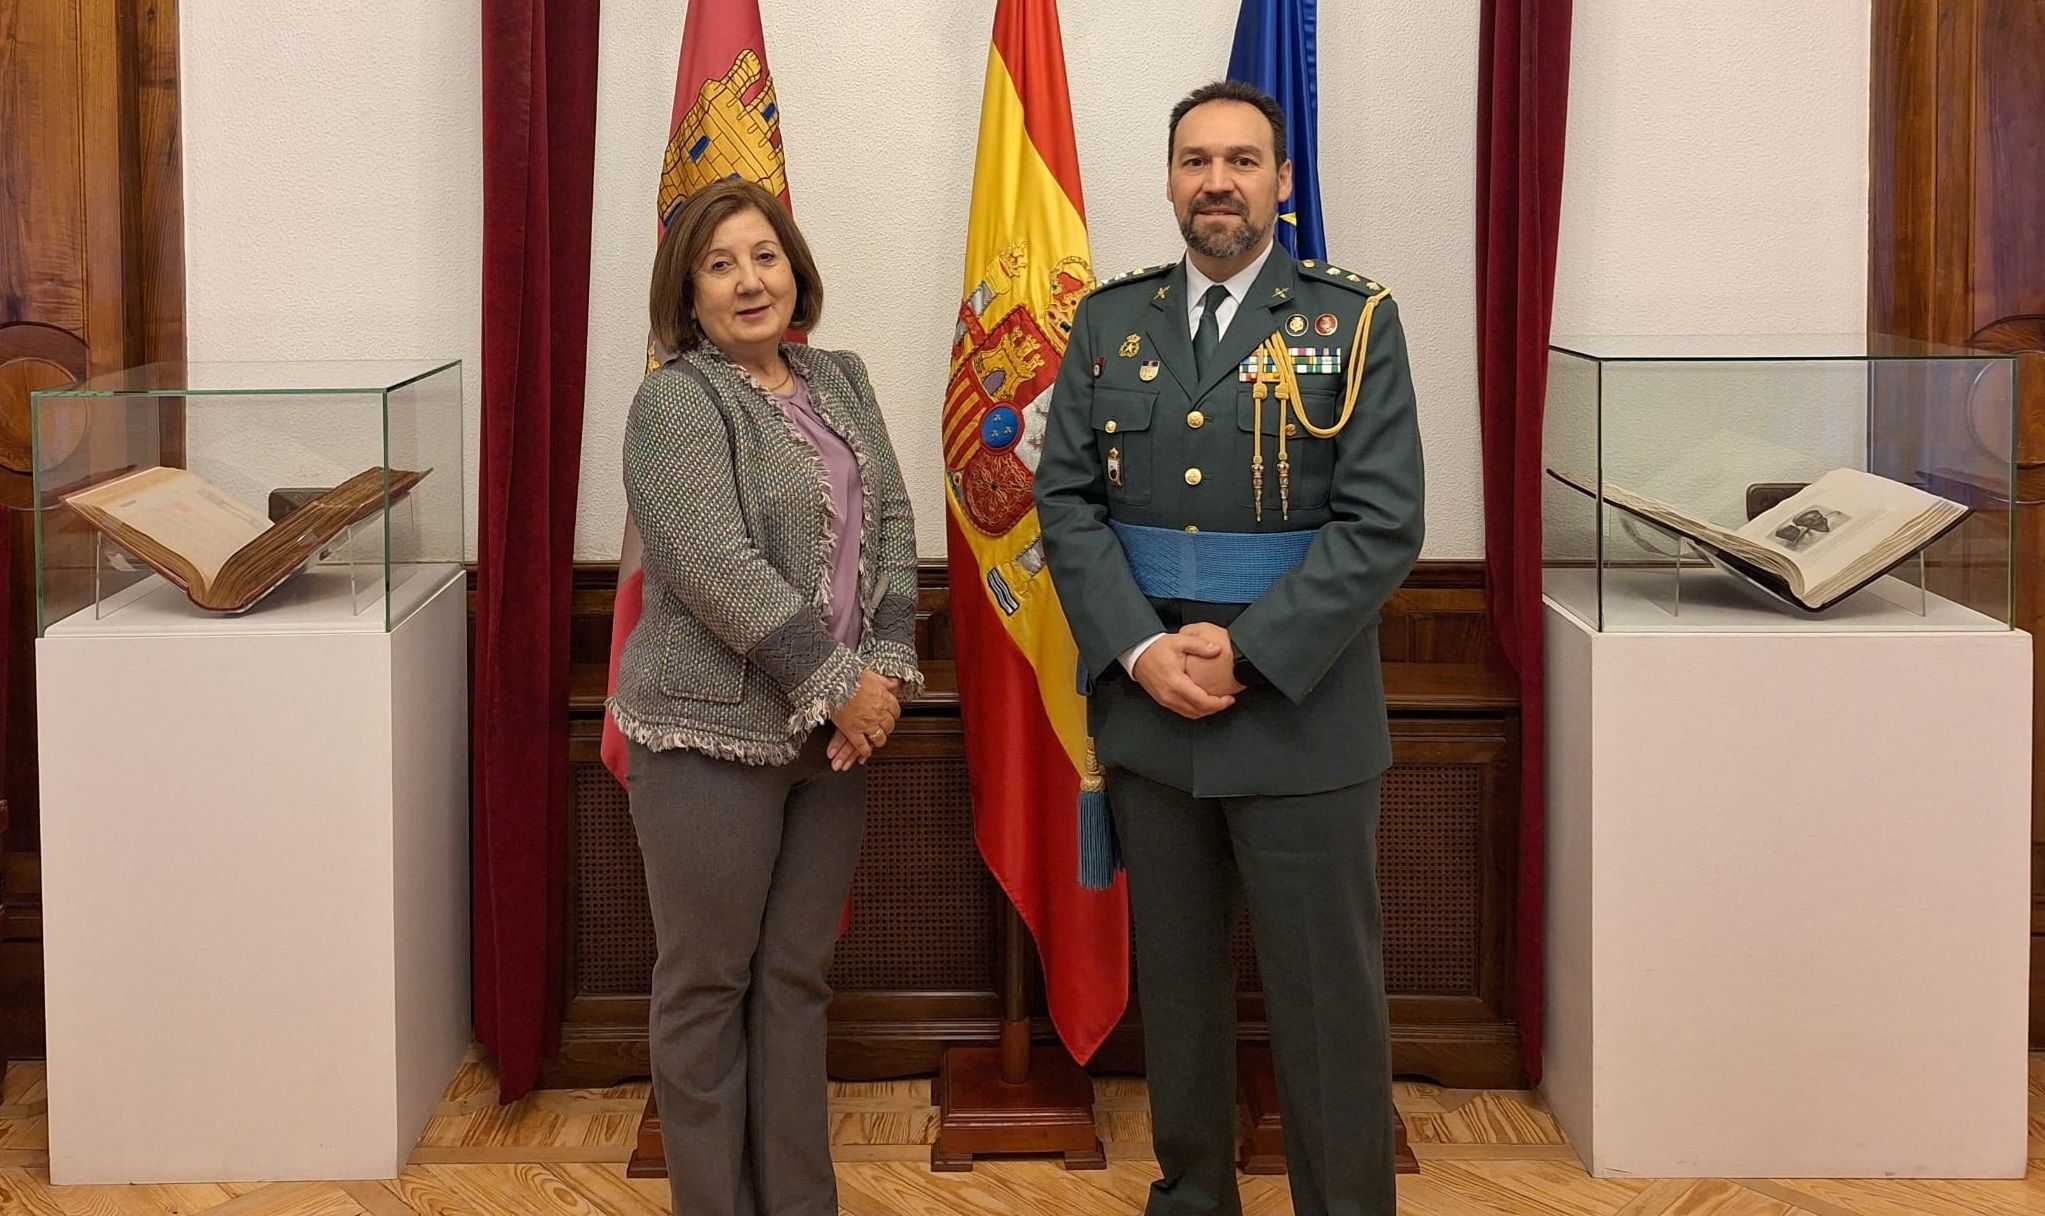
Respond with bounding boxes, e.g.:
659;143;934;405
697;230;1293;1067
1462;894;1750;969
1193;283;1230;379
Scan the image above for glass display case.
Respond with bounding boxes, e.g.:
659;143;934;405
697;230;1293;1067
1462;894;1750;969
31;360;464;634
1543;335;2018;632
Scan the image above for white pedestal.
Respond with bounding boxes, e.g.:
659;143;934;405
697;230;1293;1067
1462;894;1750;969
37;568;470;1183
1542;584;2032;1179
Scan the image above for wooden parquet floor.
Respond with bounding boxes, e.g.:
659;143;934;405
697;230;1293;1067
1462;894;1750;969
2;1049;2043;1214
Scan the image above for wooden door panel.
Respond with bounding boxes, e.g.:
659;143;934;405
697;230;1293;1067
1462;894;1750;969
0;0;185;1059
0;2;90;334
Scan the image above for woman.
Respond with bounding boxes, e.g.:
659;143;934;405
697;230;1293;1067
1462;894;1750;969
608;177;921;1216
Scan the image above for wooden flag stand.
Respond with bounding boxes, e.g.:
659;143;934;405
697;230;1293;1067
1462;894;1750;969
931;902;1105;1170
626;1095;665;1179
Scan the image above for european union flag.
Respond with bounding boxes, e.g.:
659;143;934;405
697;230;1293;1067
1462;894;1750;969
1228;0;1324;261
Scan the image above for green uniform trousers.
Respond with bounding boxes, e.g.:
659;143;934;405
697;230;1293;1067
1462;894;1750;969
1110;767;1394;1216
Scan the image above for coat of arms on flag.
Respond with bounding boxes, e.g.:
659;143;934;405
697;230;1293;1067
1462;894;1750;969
946;245;1095;598
659;47;786;224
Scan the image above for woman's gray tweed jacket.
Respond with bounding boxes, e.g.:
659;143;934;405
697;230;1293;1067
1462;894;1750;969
607;341;923;765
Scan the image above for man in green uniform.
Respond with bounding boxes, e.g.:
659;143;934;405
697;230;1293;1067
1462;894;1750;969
1033;80;1424;1216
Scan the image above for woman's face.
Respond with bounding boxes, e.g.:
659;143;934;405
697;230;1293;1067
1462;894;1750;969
690;206;798;357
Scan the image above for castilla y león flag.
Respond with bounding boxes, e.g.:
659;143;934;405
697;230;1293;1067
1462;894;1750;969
602;0;793;784
944;0;1129;1062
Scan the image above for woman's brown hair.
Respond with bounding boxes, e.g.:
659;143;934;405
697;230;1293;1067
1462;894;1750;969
648;178;824;354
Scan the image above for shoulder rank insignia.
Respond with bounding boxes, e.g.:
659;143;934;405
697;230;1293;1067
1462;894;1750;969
1103;262;1170;287
1309;261;1392;299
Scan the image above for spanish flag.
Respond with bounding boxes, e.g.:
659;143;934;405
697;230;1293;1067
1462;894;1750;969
945;0;1129;1062
602;0;793;784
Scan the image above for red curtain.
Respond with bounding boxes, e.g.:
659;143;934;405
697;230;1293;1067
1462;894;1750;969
1477;0;1572;1084
473;0;600;1102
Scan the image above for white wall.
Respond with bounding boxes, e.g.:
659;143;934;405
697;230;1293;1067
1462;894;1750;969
182;2;483;556
1548;1;1872;546
182;1;1870;563
1553;1;1871;337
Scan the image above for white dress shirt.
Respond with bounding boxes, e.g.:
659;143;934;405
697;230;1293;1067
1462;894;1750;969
1182;240;1275;346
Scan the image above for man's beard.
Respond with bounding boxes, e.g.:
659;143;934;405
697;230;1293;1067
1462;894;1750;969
1179;194;1267;259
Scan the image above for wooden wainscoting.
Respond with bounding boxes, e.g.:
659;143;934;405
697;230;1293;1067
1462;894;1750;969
539;560;1524;1090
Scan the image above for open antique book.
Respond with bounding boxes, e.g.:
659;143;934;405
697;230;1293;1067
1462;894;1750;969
1550;467;1970;612
62;465;428;613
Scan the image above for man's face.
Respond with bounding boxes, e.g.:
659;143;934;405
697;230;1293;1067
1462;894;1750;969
1168;100;1294;261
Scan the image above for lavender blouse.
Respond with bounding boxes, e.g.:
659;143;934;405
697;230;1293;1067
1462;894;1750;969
773;375;864;646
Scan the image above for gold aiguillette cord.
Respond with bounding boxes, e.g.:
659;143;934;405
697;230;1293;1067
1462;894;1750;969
1252;367;1272;521
1252;288;1389;520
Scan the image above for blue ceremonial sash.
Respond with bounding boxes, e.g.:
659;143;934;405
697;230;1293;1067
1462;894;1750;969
1110;520;1316;604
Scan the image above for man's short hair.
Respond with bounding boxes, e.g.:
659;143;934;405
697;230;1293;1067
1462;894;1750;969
1167;80;1288;164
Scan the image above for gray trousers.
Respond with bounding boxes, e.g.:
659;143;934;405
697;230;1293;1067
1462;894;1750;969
1110;768;1394;1216
626;733;865;1216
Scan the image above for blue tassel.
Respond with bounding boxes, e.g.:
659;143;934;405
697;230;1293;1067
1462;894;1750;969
1076;737;1121;890
1077;787;1120;890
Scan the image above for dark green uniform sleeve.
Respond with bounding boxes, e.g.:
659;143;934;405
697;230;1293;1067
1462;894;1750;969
1033;296;1167;680
1229;296;1425;703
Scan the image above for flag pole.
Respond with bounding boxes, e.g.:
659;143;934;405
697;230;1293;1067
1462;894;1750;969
931;0;1117;1170
998;903;1031;1083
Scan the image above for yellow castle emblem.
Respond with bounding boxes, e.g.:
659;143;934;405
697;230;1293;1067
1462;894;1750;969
660;49;788;222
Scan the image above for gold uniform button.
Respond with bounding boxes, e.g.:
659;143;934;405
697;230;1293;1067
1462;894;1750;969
1184;525;1200;533
1184;467;1203;486
1186;410;1205;429
1284;422;1299;437
1104;420;1118;434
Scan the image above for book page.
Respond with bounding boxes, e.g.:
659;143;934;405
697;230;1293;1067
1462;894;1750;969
65;467;270;585
1732;469;1956;599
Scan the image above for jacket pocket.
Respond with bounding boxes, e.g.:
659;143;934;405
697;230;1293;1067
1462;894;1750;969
1235;384;1336;511
655;608;747;704
1092;388;1157;507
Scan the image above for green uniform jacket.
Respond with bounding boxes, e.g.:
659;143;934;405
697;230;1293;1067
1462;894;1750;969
1033;252;1425;798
